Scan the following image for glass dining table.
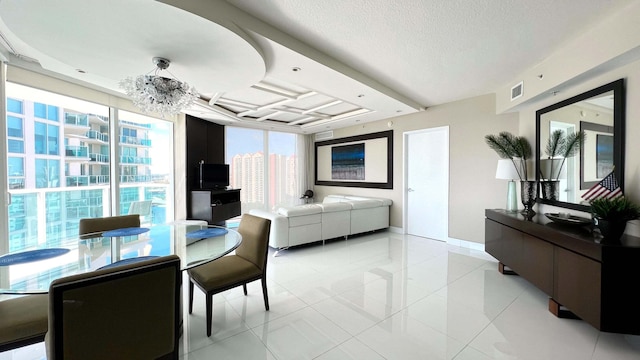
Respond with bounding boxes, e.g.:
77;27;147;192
0;221;242;294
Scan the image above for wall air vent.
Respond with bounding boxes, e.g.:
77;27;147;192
315;130;333;141
511;81;523;101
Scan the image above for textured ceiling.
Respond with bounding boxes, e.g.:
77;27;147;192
0;0;634;134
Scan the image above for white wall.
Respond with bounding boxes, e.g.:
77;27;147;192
314;94;519;244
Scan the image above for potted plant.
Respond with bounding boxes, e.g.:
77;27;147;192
540;129;585;200
485;132;535;213
590;197;640;243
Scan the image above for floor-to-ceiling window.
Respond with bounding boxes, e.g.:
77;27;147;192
3;82;174;290
226;127;301;213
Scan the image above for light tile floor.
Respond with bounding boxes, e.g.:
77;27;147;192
4;230;640;359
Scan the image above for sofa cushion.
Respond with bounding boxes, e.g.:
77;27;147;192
322;195;348;203
277;204;321;217
317;202;351;212
348;199;383;209
344;196;393;206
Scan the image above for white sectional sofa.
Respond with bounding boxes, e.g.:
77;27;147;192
249;195;392;252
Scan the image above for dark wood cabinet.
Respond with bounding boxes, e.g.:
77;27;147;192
485;209;640;334
191;189;241;224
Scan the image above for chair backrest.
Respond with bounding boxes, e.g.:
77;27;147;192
128;200;152;216
46;255;181;360
235;214;271;271
78;214;141;239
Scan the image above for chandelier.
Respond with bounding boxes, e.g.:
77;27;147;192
120;57;199;117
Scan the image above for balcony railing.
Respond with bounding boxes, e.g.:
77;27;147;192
89;153;109;163
86;130;109;142
64;113;89;127
65;175;110;187
121;120;151;129
120;156;152;165
120;135;151;146
65;145;89;158
120;175;152;183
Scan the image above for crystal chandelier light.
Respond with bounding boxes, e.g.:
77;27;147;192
120;57;199;117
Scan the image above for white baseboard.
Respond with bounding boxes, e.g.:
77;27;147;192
387;227;485;251
447;237;485;251
388;226;403;234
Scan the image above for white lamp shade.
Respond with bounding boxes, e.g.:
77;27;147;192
540;158;566;180
495;159;520;180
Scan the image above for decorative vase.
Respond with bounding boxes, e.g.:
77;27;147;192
540;180;560;201
520;180;537;215
593;217;627;243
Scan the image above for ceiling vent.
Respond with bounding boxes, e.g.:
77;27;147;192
315;130;333;141
511;81;523;101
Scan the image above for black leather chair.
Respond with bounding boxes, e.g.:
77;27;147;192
46;255;181;360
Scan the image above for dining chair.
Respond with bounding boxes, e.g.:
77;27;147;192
128;200;153;226
0;294;48;352
188;213;271;336
45;255;181;360
78;214;141;239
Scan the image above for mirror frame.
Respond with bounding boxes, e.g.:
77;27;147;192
535;78;625;211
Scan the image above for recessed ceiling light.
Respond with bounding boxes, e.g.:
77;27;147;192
292;67;301;72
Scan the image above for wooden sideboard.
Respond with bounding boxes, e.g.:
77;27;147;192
485;209;640;334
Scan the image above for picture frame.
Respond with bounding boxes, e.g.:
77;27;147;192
580;121;614;189
315;130;393;189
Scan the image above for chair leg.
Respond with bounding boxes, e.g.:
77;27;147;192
262;277;270;311
188;279;194;314
243;284;248;296
206;293;213;337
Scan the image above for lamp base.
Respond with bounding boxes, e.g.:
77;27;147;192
506;180;517;212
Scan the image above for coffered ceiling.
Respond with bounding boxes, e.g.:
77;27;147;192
0;0;633;134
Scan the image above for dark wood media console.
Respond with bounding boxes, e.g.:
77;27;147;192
485;209;640;334
191;189;241;224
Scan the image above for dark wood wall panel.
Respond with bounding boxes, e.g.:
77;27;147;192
185;115;225;218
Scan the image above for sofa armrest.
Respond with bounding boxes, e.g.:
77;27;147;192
248;209;289;249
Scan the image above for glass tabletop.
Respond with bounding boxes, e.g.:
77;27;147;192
0;222;241;294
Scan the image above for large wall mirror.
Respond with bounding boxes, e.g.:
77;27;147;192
535;78;625;211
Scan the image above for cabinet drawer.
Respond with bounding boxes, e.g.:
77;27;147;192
554;246;601;329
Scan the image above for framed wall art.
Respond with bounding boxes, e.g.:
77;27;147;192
315;130;393;189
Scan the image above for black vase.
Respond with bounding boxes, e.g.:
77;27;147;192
520;180;537;215
540;180;560;201
593;217;627;243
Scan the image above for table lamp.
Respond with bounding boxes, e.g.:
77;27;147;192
496;159;519;212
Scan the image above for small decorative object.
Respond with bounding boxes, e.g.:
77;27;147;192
544;213;591;227
486;132;534;214
120;57;199;117
520;180;537;215
590;197;640;243
495;159;519;212
540;129;585;200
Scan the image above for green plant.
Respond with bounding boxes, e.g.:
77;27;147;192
590;197;640;221
543;129;586;181
485;131;532;181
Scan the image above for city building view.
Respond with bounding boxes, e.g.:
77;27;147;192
226;127;301;213
4;83;173;290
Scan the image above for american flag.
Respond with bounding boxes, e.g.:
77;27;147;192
581;170;622;201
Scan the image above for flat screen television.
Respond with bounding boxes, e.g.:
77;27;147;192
198;163;230;189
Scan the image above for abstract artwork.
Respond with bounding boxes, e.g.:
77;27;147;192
331;143;365;180
596;134;614;178
315;130;393;189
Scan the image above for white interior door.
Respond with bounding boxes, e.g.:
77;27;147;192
405;127;449;241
